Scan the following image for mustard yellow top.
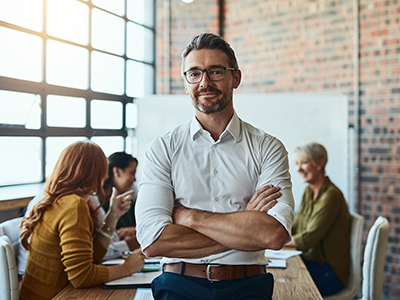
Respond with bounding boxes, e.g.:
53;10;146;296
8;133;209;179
292;177;351;286
20;194;109;300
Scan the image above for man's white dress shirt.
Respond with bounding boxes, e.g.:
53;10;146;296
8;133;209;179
136;112;294;266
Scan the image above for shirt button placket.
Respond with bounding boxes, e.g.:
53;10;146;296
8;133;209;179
211;144;219;206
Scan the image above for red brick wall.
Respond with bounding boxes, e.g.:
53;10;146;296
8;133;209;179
156;0;220;94
156;0;400;298
358;1;400;298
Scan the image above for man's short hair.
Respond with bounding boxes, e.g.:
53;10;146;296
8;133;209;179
181;33;239;73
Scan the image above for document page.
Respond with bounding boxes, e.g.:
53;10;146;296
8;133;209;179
103;271;162;287
134;288;154;300
266;259;287;268
264;249;302;260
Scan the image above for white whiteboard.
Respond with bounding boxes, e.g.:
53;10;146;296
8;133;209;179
135;93;349;212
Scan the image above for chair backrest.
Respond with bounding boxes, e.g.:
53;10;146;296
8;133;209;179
0;235;19;300
0;217;23;259
361;216;389;300
324;212;364;300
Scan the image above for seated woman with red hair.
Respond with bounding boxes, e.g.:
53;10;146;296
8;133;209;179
20;141;145;300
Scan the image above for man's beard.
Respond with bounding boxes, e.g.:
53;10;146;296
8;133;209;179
191;87;231;114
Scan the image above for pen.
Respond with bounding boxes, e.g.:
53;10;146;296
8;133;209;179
122;251;133;259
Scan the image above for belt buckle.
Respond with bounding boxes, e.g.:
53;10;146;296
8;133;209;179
206;264;222;282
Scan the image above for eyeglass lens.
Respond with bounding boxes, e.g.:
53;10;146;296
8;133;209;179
185;67;226;83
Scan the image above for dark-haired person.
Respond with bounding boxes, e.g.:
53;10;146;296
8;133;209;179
102;152;139;247
20;141;145;300
286;142;351;297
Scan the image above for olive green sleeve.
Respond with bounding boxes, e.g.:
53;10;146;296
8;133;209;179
293;188;342;251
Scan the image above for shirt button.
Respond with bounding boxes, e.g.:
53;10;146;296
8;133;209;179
215;197;219;202
214;169;218;174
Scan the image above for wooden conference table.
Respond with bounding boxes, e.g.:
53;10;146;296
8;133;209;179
53;253;323;300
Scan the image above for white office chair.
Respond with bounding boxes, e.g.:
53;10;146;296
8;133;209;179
0;217;23;260
357;216;389;300
0;235;19;300
325;212;364;300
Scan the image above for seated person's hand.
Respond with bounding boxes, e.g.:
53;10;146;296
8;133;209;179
246;185;281;212
124;235;141;251
118;227;140;250
109;188;135;219
123;248;145;274
118;226;137;239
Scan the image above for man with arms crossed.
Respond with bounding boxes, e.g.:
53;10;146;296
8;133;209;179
135;32;295;300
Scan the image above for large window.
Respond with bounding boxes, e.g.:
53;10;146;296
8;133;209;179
0;0;155;186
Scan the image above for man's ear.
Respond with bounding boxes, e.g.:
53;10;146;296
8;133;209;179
233;69;242;89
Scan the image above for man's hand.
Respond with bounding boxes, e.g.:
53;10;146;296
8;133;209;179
246;185;281;212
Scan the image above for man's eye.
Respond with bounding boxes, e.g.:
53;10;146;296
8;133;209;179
189;71;200;77
210;69;222;75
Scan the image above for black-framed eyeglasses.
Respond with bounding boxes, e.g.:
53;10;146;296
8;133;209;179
183;66;236;84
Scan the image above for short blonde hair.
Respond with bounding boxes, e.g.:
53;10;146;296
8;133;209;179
294;142;328;170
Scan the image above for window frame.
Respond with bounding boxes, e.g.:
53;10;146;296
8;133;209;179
0;0;156;187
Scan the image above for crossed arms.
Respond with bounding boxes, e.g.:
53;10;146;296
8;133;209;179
143;185;289;259
136;130;295;259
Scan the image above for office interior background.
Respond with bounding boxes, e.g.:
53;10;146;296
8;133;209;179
0;0;399;299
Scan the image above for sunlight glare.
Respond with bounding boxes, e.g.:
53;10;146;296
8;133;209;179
47;0;89;45
0;0;43;32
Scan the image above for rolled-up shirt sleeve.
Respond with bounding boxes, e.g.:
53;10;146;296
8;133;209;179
135;137;175;251
257;137;295;241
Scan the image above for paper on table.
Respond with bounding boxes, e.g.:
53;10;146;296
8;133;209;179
145;257;162;264
103;271;162;287
264;249;302;260
102;258;125;265
134;288;154;300
266;259;287;268
102;257;161;266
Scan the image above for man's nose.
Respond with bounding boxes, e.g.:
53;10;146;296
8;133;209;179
199;70;213;87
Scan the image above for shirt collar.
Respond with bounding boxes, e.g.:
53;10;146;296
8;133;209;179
190;111;241;142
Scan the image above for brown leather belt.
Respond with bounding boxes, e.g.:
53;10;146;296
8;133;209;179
163;262;266;282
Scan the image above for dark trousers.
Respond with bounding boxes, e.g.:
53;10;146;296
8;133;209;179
151;272;274;300
304;260;344;297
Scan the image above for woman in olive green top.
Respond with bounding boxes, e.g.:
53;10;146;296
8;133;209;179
286;142;351;297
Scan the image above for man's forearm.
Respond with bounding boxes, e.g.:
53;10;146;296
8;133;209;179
143;224;230;258
177;209;288;251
